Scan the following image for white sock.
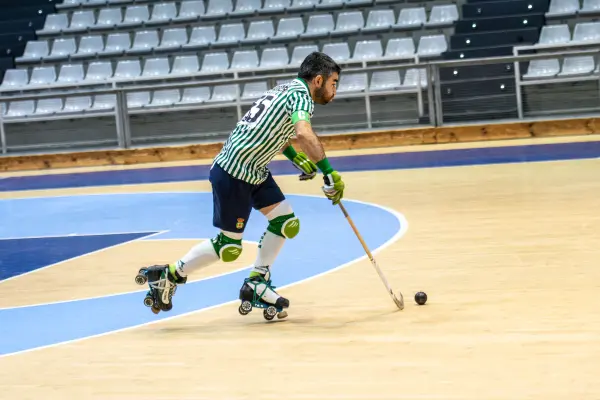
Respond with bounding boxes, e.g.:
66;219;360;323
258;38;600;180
251;231;285;275
174;239;219;277
250;201;292;276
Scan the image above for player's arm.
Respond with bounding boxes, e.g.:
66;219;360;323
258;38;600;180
294;120;345;205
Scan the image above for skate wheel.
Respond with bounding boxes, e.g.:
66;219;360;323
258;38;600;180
161;302;173;312
151;306;160;314
143;296;154;307
277;311;288;319
239;300;252;316
135;274;147;285
264;306;277;321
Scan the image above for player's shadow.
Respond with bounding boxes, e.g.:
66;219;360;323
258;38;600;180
153;306;401;335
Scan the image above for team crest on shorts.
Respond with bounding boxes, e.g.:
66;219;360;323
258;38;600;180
236;218;245;229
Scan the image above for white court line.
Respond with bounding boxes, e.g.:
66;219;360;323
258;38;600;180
0;239;259;311
0;230;168;284
0;230;164;241
0;197;408;358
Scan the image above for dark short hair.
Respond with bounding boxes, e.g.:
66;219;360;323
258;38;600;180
298;52;341;81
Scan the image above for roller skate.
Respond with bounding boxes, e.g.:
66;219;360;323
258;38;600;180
134;264;187;314
238;266;289;321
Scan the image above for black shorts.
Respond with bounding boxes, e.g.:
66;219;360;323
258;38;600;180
209;162;285;233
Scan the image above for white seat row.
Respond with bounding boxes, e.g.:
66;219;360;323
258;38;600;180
536;22;600;45
2;70;426;117
523;56;598;78
4;37;444;89
12;33;445;78
546;0;600;16
56;0;382;12
39;5;458;36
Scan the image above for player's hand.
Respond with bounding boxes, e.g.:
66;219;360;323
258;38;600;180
322;170;344;205
292;152;317;181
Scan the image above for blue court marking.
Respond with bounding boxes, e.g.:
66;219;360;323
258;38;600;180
0;232;157;281
1;140;599;191
0;193;404;356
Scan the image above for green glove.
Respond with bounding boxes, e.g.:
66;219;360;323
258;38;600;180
283;146;317;181
316;158;345;205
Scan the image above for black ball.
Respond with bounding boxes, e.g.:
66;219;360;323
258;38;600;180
414;291;427;305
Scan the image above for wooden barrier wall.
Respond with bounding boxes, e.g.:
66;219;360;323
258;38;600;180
1;117;600;172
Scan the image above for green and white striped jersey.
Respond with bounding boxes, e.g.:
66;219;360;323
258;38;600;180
213;78;315;185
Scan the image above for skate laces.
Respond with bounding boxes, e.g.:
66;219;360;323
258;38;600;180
148;270;177;304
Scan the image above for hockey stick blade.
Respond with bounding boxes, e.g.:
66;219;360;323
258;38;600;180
338;201;404;310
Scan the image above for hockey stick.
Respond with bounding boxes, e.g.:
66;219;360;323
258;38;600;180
338;201;405;310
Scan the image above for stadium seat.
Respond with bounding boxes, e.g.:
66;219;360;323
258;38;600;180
129;30;159;54
61;96;92;113
260;47;290;68
397;8;426;28
173;0;205;22
17;41;50;62
231;50;260;70
572;22;600;42
546;0;579;16
127;91;150;108
57;64;84;83
183;26;216;49
96;8;123;27
322;42;351;62
85;61;113;81
363;9;395;33
291;45;318;65
558;56;595;75
206;0;233;16
353;40;383;60
6;100;35;117
426;5;458;26
218;23;246;44
172;55;200;75
179;87;211;104
142;58;170;77
210;84;238;101
102;33;131;56
370;70;402;92
121;6;150;28
39;14;69;34
242;82;268;99
385;37;415;59
275;17;305;40
337;73;367;93
35;98;63;115
150;3;177;24
303;14;335;38
73;35;104;58
538;24;572;45
158;28;188;50
402;68;427;88
417;35;447;57
114;60;142;79
245;20;275;44
29;66;56;86
68;11;96;31
523;59;561;78
150;89;180;106
91;94;116;110
1;69;29;88
201;52;230;72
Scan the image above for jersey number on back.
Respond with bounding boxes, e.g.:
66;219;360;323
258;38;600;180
241;95;275;125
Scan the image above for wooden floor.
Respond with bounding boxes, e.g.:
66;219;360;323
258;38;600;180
1;136;600;399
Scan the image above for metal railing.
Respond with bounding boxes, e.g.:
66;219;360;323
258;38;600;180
1;46;600;155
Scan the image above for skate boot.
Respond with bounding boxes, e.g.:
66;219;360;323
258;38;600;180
238;266;289;321
135;264;187;314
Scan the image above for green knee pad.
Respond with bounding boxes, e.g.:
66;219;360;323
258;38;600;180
267;213;300;239
211;233;243;262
